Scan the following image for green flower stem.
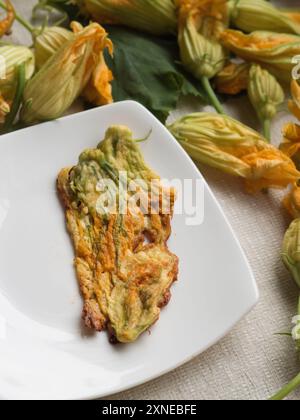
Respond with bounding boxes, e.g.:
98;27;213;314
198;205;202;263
201;76;224;115
3;63;26;132
263;119;271;142
0;1;35;35
270;372;300;400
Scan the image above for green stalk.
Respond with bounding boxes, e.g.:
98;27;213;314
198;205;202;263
270;372;300;400
0;1;36;35
3;63;26;132
263;119;271;142
201;76;225;115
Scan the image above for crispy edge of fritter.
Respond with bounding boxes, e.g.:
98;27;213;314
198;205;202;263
57;167;108;332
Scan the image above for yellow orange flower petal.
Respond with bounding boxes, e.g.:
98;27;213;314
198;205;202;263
243;148;299;194
177;0;228;38
82;51;113;105
221;29;298;51
0;0;15;37
283;184;300;219
215;62;250;95
289;80;300;121
280;123;300;163
285;12;300;25
220;29;300;83
72;21;114;106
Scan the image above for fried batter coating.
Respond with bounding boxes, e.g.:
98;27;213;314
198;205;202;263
57;126;178;343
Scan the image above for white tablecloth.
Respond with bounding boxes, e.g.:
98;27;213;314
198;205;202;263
7;0;300;400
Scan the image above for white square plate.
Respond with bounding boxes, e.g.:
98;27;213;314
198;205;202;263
0;101;258;400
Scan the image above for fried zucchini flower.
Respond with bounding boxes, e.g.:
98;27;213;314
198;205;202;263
220;30;300;83
282;218;300;288
168;112;300;193
0;45;35;123
289;80;300;121
248;64;284;141
176;0;228;113
34;26;74;69
214;62;250;95
0;0;15;37
75;0;177;35
21;22;113;124
228;0;300;35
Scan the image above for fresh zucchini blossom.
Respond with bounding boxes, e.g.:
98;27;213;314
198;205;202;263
228;0;300;35
0;45;35;123
272;222;300;400
280;123;300;168
75;0;177;35
220;30;300;83
176;0;228;114
280;82;300;166
248;64;284;141
283;184;300;220
168;112;300;193
176;0;228;80
282;218;300;289
34;22;113;107
289;80;300;121
34;26;74;69
21;22;113;124
0;0;15;37
214;61;250;95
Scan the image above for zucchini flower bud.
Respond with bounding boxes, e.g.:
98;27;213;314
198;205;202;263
214;62;250;95
228;0;300;35
176;0;228;113
76;0;177;35
0;44;35;123
20;22;113;124
34;26;74;69
248;64;284;140
0;0;15;37
289;80;300;121
168;112;300;193
220;29;300;83
282;218;300;289
177;0;228;79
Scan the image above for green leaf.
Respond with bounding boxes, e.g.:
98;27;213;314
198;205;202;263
104;26;206;122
